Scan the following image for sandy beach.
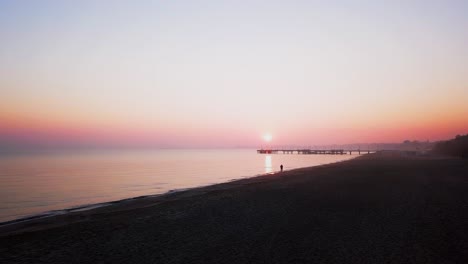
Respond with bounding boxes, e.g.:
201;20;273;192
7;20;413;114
1;152;467;263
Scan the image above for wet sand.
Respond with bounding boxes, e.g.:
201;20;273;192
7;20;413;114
1;152;467;263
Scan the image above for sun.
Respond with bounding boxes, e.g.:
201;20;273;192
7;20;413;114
263;133;272;142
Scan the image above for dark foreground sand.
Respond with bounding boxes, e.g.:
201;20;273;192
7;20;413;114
1;153;467;263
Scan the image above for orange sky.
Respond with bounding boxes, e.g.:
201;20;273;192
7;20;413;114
1;1;467;149
1;108;466;149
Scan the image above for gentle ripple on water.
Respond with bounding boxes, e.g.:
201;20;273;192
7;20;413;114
0;149;358;222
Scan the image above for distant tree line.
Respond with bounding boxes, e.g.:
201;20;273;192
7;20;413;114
432;134;468;159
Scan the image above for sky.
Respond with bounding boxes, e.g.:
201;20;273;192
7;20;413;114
1;0;467;149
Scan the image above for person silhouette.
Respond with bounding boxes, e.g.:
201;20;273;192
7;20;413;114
280;164;283;172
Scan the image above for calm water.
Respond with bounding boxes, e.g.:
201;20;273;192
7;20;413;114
0;149;357;222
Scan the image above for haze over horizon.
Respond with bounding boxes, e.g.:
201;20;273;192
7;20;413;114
1;1;467;149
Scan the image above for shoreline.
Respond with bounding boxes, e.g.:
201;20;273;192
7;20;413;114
0;155;361;235
2;152;467;263
0;154;359;229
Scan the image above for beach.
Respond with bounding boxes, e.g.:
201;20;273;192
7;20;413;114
1;152;467;263
0;149;355;223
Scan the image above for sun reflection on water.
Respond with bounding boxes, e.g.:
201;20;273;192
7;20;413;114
264;155;272;173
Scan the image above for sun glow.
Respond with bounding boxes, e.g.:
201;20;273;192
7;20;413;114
263;133;272;142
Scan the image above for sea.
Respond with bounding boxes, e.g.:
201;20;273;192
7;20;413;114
0;149;357;223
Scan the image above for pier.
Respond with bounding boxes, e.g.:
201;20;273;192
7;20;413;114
257;149;371;155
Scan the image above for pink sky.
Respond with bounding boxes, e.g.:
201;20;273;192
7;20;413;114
1;1;467;149
1;110;466;148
